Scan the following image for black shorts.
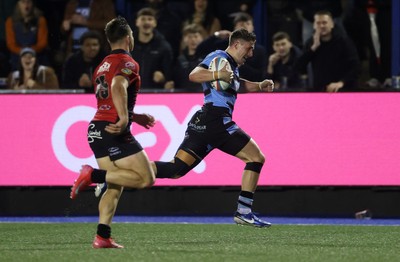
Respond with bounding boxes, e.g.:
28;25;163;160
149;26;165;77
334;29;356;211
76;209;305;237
88;121;143;161
179;104;250;160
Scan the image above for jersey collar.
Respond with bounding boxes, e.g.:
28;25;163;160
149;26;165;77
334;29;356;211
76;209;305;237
110;49;132;56
225;52;238;68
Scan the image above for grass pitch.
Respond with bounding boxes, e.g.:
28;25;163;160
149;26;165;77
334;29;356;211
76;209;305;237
1;222;399;262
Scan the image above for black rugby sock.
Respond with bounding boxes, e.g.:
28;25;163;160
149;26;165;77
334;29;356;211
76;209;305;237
97;224;111;239
91;169;106;183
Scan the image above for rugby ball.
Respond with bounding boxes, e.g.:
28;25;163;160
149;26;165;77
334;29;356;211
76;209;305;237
209;57;231;90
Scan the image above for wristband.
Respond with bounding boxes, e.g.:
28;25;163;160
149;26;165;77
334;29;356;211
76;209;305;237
212;71;216;80
217;71;220;80
258;82;262;91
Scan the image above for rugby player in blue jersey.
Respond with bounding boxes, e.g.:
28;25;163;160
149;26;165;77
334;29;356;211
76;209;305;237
155;28;274;227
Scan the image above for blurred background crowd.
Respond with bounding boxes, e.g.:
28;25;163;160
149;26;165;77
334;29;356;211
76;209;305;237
0;0;395;92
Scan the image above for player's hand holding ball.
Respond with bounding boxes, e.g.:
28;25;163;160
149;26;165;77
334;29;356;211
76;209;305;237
218;64;233;83
209;57;233;90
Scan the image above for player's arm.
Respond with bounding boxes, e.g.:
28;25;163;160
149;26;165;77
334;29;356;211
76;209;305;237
132;113;155;129
105;75;129;134
240;78;274;93
189;65;232;83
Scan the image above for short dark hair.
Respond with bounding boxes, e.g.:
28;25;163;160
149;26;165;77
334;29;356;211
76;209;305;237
272;31;291;43
136;7;156;18
104;16;131;44
229;28;256;46
232;12;252;27
80;30;102;45
314;10;333;19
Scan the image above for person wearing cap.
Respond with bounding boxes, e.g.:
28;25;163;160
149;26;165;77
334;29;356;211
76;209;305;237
7;47;59;90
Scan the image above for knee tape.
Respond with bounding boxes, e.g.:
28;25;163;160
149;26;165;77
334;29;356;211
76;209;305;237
244;162;264;173
155;157;191;179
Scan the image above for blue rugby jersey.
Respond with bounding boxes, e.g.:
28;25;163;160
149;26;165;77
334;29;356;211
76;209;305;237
199;50;240;115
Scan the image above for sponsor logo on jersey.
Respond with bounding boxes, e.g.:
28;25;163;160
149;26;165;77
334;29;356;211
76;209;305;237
87;123;102;143
125;61;135;68
98;62;111;73
188;122;206;131
99;105;111;110
121;68;132;75
108;147;122;156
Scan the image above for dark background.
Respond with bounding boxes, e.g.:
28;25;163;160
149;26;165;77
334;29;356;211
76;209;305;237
1;186;399;218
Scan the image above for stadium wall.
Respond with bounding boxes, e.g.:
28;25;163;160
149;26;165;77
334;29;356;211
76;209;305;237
1;186;399;218
0;93;399;218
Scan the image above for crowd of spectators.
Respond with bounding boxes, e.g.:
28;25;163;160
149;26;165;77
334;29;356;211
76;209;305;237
0;0;395;92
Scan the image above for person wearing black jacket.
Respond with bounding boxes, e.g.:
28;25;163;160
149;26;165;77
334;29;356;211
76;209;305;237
62;31;105;92
131;7;173;90
172;23;204;92
296;10;360;92
266;31;304;91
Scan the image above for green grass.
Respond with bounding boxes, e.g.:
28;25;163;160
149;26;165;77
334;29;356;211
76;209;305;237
1;223;399;262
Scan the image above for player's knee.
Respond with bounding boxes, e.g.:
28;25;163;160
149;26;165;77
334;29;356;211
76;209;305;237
155;157;192;179
141;175;155;188
254;151;266;164
244;161;264;173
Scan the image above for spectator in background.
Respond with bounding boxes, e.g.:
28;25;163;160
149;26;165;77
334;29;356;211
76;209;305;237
343;0;392;90
266;0;302;52
197;12;266;85
5;0;49;70
62;30;105;93
0;0;17;79
61;0;115;59
131;7;173;90
295;10;360;92
214;0;256;30
267;31;305;91
183;0;221;38
296;0;348;45
7;47;59;90
171;24;205;92
141;0;184;59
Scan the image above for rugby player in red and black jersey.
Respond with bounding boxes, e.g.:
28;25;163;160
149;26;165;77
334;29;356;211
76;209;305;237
70;16;156;249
